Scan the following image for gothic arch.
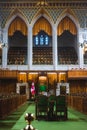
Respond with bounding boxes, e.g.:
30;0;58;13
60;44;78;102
56;8;80;50
31;8;54;30
56;9;79;66
56;8;80;33
33;16;52;36
3;9;29;48
8;16;27;36
5;9;29;31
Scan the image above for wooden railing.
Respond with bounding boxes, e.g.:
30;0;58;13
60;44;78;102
67;94;87;114
0;94;26;119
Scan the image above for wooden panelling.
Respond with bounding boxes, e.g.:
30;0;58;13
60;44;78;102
68;80;87;94
68;70;87;79
17;72;27;82
0;70;18;79
67;95;87;114
0;79;17;93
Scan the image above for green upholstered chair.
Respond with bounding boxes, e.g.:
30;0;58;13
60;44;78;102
35;95;48;120
48;95;56;120
56;95;67;120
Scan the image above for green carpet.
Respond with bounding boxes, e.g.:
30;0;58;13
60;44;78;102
0;102;87;130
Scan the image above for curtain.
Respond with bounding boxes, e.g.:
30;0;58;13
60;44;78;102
8;17;27;36
58;16;77;36
33;17;52;36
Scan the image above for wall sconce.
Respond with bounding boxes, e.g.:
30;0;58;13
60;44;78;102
0;43;7;48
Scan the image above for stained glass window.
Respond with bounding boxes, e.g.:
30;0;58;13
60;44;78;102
34;31;49;46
